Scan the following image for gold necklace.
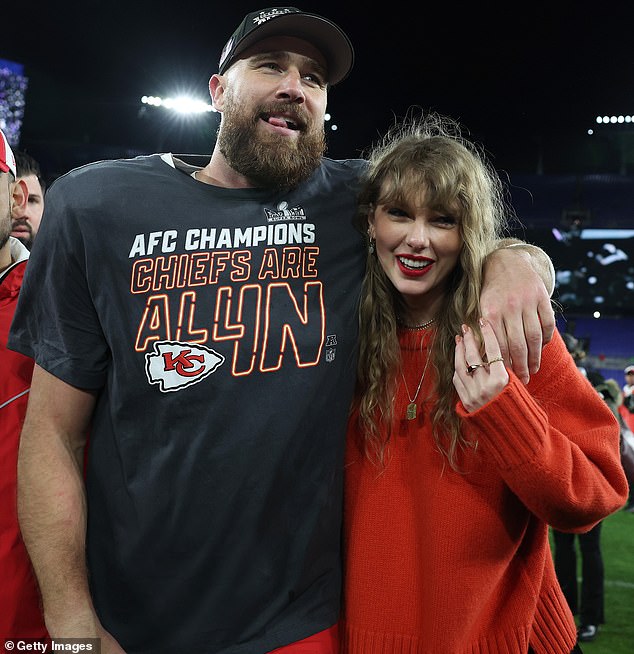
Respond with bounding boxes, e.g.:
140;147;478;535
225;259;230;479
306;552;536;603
401;332;435;420
398;317;436;331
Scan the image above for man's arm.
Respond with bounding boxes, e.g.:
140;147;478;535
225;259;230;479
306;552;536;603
495;238;556;296
17;365;125;652
480;239;556;384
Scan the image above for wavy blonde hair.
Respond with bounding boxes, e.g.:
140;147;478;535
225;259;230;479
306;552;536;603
353;112;511;468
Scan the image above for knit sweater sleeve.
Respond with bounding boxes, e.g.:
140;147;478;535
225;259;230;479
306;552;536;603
455;330;629;532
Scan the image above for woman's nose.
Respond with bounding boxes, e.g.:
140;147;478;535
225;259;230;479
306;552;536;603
406;222;430;249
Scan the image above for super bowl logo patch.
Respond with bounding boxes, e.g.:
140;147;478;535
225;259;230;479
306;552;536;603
325;334;337;363
145;341;225;392
264;201;307;223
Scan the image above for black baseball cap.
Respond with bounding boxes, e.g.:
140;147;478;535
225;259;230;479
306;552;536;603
218;7;354;85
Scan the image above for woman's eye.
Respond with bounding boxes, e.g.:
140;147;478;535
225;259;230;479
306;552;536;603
386;206;409;219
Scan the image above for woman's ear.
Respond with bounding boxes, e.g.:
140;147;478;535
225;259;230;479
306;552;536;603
367;207;376;239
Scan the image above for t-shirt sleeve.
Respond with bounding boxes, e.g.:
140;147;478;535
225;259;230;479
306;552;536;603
8;174;110;390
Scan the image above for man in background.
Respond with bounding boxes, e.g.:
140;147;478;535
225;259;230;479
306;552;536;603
11;151;46;250
0;129;49;641
619;364;634;511
621;364;634;432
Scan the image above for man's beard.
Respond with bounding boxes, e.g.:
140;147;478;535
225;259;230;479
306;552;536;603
0;213;11;252
217;94;326;190
11;219;34;250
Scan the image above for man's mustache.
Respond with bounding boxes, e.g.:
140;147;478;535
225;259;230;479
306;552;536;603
11;218;32;233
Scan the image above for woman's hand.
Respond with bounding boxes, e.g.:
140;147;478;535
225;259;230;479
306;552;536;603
454;320;510;413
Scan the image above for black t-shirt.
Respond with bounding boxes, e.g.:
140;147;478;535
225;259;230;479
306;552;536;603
9;153;367;653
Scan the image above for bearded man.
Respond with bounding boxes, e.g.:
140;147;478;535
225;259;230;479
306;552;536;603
9;7;556;654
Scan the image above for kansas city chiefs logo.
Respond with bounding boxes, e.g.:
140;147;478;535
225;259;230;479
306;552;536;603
145;341;225;392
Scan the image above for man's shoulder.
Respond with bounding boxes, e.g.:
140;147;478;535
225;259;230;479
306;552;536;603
320;156;367;176
310;157;367;192
51;153;172;191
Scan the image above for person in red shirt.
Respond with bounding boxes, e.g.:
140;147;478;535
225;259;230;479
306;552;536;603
341;113;628;654
0;129;49;641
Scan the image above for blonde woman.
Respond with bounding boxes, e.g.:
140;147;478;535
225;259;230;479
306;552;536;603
341;113;628;654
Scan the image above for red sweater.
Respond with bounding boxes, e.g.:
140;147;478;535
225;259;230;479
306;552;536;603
342;329;628;654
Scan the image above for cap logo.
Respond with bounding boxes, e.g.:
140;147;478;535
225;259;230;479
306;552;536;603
252;7;297;25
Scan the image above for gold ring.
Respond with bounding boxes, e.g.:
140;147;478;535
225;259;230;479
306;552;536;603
466;363;483;375
486;356;504;365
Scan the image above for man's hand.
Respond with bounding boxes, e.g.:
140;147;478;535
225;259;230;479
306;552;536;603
96;624;127;654
45;610;127;654
480;245;555;383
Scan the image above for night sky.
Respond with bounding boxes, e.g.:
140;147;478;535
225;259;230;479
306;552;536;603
3;1;634;178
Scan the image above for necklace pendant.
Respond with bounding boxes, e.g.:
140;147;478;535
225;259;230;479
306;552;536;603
406;402;417;420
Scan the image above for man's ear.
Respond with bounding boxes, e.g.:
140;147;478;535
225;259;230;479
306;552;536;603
209;74;225;112
10;178;28;216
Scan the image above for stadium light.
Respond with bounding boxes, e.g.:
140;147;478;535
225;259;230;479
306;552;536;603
594;114;634;125
141;95;213;114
